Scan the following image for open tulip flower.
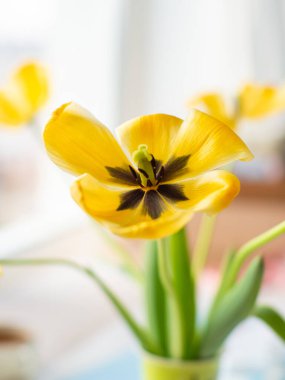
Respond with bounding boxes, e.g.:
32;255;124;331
1;100;285;379
44;102;253;239
0;61;49;126
188;83;285;130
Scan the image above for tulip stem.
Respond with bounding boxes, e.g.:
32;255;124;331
192;215;216;280
226;220;285;287
157;235;196;359
0;258;157;353
157;239;175;296
213;220;285;309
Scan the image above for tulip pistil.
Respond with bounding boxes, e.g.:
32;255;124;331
132;145;156;187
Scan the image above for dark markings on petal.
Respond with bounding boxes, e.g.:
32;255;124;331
117;189;144;211
158;184;188;203
147;179;153;187
106;166;138;185
143;190;165;219
163;155;191;181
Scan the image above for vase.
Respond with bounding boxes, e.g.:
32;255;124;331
142;352;219;380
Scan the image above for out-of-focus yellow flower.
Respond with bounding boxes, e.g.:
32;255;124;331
44;103;253;239
239;84;285;118
0;61;49;126
187;83;285;129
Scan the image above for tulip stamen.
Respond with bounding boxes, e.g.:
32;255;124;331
155;166;165;184
138;168;150;179
129;165;138;180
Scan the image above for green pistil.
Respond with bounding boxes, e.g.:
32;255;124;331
133;144;156;187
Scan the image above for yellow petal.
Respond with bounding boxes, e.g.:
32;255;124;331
71;174;193;239
170;109;253;180
71;174;137;224
111;210;193;239
0;91;28;125
12;61;49;111
44;102;133;186
116;114;183;163
175;170;240;214
187;92;236;129
0;61;49;126
239;83;285;118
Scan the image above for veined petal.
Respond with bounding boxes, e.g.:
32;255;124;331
175;170;240;213
0;61;49;126
116;114;183;163
44;102;133;186
187;92;235;128
239;83;285;118
71;174;193;239
71;174;138;224
170;109;253;180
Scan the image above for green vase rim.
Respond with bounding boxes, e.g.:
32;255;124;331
142;351;219;368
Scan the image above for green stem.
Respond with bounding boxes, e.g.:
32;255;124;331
145;241;168;356
223;220;285;290
157;239;175;296
192;215;216;280
0;258;157;353
157;235;195;359
167;229;196;359
213;220;285;310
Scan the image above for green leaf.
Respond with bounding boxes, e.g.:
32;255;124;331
145;241;168;356
209;249;237;315
166;228;196;359
0;257;157;354
199;257;264;358
252;305;285;342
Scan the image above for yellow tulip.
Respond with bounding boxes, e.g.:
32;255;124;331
187;93;237;129
239;84;285;118
188;83;285;129
44;103;253;239
0;61;49;126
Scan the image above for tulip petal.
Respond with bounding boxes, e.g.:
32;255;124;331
0;91;28;125
111;210;193;239
71;174;193;239
0;62;49;126
175;170;240;213
116;114;183;163
170;109;253;180
12;62;49;111
187;92;235;129
239;83;285;118
44;102;134;186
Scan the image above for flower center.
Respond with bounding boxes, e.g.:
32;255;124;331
132;144;156;187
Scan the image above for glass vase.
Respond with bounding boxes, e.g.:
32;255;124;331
142;352;219;380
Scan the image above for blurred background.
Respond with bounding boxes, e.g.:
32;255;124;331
0;0;284;379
